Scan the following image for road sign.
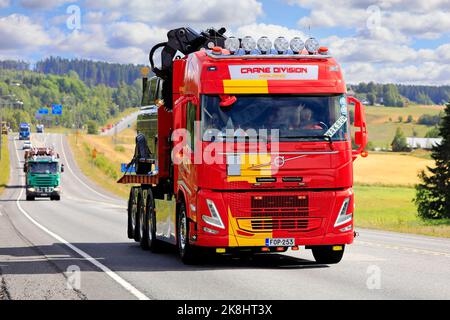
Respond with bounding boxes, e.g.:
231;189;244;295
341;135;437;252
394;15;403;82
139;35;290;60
38;108;49;114
52;104;62;115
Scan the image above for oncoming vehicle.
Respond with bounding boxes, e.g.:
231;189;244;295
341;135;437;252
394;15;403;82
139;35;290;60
24;148;64;201
19;123;31;140
22;141;32;150
118;27;368;264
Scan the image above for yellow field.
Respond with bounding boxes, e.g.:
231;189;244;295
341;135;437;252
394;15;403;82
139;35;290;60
354;152;433;186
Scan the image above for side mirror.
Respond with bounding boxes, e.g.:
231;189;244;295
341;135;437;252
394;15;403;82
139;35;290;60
142;76;163;106
61;164;65;173
348;96;368;158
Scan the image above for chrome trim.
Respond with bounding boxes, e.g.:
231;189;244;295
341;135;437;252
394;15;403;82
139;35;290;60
178;180;192;196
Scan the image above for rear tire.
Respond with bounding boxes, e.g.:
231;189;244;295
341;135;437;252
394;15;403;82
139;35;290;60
145;191;162;252
177;202;198;264
134;192;144;242
311;245;345;264
127;188;138;239
51;195;60;201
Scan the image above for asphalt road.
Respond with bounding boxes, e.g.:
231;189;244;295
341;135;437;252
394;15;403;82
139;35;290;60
101;111;139;136
1;133;450;300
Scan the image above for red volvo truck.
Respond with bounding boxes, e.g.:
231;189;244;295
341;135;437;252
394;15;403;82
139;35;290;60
118;27;368;264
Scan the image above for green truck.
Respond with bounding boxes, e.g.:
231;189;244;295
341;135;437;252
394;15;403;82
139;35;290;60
24;148;64;201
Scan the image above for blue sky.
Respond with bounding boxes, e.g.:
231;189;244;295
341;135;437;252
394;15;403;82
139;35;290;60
1;0;450;84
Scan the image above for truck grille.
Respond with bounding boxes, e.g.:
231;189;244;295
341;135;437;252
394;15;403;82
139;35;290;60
34;177;54;186
251;195;308;209
237;218;322;232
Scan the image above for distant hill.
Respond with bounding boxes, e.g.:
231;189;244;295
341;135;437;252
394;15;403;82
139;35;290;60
349;82;450;106
0;57;148;88
35;57;146;87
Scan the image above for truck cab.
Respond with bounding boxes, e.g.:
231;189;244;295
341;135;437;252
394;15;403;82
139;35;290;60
19;123;31;140
121;28;368;264
24;148;64;201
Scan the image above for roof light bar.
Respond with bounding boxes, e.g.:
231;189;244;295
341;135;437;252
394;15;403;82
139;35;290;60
241;36;256;53
257;36;272;54
305;37;320;54
274;36;289;54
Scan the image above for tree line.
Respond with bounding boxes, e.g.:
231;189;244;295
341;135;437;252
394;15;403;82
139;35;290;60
0;69;141;131
350;82;450;106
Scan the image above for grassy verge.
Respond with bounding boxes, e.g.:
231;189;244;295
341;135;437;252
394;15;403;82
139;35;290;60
0;135;10;195
67;133;133;199
355;185;450;238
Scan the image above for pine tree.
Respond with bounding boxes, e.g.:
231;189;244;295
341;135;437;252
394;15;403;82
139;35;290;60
415;103;450;219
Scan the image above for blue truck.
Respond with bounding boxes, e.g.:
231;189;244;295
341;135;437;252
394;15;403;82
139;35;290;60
19;123;31;140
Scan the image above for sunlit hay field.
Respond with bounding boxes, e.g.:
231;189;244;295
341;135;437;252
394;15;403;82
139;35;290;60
353;152;434;186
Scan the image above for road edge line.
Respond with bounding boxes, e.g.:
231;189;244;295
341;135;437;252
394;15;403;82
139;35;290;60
13;137;150;301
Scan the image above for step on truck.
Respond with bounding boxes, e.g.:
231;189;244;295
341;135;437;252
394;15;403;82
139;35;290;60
24;147;64;201
118;27;368;264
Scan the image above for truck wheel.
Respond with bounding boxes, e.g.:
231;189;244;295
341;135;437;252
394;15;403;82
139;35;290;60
139;193;151;250
26;195;35;201
177;202;198;264
134;193;144;242
51;195;61;201
127;188;138;239
145;191;162;252
311;245;345;264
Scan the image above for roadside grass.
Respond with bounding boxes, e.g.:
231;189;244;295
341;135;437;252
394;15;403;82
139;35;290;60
355;185;450;238
364;104;444;148
67;133;133;199
0;135;10;195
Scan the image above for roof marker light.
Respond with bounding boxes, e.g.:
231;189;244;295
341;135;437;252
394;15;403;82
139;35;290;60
290;37;304;54
224;36;240;54
241;36;256;53
257;36;272;54
274;36;289;54
305;37;320;54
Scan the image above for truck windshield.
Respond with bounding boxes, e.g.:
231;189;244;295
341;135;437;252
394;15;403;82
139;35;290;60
29;162;58;174
20;127;29;132
201;94;350;142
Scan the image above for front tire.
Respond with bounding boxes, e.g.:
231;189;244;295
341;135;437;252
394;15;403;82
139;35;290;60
26;195;35;201
177;202;198;264
311;245;345;264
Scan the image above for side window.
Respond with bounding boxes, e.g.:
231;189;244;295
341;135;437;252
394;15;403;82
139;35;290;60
186;101;197;151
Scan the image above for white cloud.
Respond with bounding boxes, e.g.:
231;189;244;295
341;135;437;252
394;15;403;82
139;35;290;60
19;0;73;9
0;0;10;8
0;14;51;50
84;0;263;28
233;23;306;40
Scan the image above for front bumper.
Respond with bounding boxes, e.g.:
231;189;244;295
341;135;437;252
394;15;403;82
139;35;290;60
27;187;61;198
190;188;355;248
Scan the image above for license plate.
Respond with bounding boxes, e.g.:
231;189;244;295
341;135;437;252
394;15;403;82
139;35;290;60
265;238;295;247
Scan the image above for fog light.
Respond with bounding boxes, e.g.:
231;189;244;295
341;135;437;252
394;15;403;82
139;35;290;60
216;248;226;254
203;227;219;235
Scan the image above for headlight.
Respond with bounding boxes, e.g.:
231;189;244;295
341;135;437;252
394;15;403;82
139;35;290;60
274;36;289;53
334;197;353;227
241;36;256;53
202;199;225;229
224;36;240;54
290;37;305;53
28;188;35;192
305;37;320;54
257;36;272;53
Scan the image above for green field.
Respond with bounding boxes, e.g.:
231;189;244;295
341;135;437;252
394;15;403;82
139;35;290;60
0;135;10;195
355;185;450;237
364;104;444;148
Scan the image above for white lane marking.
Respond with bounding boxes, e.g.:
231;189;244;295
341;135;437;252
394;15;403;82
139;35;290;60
13;138;150;300
58;135;118;202
357;240;450;258
0;210;3;216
